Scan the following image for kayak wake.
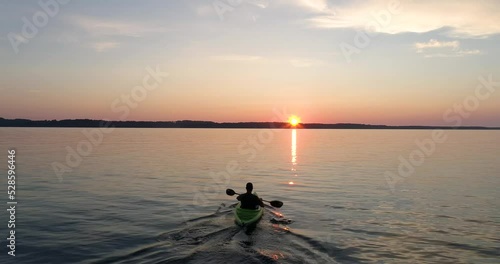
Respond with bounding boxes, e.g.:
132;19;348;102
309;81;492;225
89;203;348;264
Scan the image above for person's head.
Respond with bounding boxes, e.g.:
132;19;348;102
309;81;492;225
246;182;253;193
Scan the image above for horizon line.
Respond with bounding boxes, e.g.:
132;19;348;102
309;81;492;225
1;117;499;129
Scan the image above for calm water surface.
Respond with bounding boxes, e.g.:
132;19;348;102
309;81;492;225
0;128;499;263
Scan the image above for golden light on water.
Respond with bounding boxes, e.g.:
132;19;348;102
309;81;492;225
289;128;298;185
291;129;297;165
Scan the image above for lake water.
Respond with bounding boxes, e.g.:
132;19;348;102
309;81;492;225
0;128;499;263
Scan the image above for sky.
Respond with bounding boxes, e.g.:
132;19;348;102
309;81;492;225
0;0;499;126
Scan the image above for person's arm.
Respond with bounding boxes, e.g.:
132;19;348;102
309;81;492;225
237;194;242;201
256;196;264;207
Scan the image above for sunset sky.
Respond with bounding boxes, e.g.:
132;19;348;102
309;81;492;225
1;0;499;126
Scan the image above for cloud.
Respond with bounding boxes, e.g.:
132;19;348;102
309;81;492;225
210;55;262;61
90;42;119;52
66;15;167;52
69;15;167;37
456;49;481;55
414;39;481;58
422;49;482;58
289;0;330;12
415;39;459;53
295;0;500;38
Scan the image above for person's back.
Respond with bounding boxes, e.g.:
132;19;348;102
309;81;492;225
237;182;264;209
237;192;262;209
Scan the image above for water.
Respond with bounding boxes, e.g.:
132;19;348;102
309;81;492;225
0;128;499;263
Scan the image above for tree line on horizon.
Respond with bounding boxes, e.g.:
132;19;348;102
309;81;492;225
0;117;497;129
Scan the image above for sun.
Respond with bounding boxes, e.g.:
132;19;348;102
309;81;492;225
288;115;301;127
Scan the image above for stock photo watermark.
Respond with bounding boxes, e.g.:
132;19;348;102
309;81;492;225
51;65;169;181
339;0;402;63
385;74;499;193
6;149;17;257
7;0;71;54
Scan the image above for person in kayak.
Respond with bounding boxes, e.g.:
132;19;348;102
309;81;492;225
237;182;264;209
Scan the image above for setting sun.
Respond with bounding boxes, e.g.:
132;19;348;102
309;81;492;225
288;115;301;127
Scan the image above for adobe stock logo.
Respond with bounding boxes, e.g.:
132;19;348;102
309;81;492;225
385;74;499;193
51;65;169;181
339;0;402;63
7;0;71;54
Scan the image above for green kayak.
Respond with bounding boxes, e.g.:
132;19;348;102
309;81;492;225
234;203;264;226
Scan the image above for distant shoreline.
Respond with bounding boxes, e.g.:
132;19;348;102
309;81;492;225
1;118;499;130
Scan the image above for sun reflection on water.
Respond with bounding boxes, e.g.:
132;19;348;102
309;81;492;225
291;129;297;166
290;129;298;185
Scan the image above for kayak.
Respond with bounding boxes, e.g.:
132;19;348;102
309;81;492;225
234;203;264;226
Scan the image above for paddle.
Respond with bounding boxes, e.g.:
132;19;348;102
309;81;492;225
226;188;284;208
